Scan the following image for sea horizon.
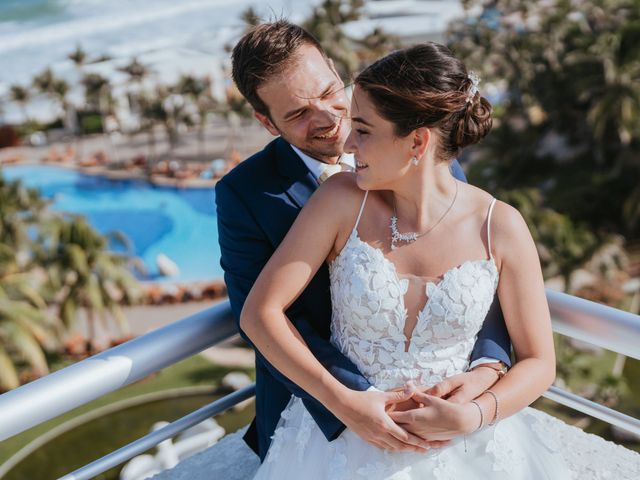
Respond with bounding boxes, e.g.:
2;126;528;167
0;0;313;123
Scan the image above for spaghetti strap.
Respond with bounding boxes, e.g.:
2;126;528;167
486;197;497;260
353;191;369;231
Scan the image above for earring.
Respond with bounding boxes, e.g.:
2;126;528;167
411;156;419;166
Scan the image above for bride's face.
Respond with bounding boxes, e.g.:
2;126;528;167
344;87;415;191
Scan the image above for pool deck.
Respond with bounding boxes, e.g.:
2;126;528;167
0;121;273;189
70;297;255;367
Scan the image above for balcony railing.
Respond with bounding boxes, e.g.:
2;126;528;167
0;289;639;480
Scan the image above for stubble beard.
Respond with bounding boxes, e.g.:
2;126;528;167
289;120;348;163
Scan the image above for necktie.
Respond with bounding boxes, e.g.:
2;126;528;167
318;162;347;184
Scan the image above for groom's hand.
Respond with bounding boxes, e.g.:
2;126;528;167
332;389;431;453
388;392;480;441
424;368;498;404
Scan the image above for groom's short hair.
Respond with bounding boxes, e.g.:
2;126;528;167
231;20;327;117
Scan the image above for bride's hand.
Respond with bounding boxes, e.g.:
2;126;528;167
388;392;481;441
331;388;431;453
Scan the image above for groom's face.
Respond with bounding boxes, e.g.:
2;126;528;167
254;44;350;164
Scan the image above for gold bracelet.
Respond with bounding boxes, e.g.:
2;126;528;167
484;389;500;425
470;399;484;431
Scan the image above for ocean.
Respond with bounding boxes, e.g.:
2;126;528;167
0;0;314;121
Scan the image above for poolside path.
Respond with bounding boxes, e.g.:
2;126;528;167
72;298;255;369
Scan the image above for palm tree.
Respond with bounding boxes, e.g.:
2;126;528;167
146;85;191;158
356;27;401;65
38;215;141;354
32;68;55;96
118;57;151;86
581;20;640;149
0;272;59;391
497;188;623;293
0;175;61;391
0;175;47;247
69;45;90;154
32;68;75;133
9;85;31;124
0;173;143;388
303;0;368;79
176;74;215;157
119;57;155;155
68;44;87;70
240;6;261;32
451;0;640;240
136;86;189;171
81;72;113;128
218;84;252;155
137;91;163;169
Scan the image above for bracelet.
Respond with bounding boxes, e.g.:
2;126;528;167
470;399;484;432
484;389;500;425
470;363;508;379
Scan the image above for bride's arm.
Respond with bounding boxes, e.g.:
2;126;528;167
390;200;555;437
240;174;426;452
462;200;556;426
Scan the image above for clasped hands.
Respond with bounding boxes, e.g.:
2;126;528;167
332;367;498;453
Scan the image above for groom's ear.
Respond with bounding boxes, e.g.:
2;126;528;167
411;127;431;160
255;111;280;137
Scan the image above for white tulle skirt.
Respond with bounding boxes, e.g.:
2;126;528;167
253;396;639;480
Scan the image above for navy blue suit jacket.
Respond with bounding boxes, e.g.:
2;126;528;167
215;137;511;461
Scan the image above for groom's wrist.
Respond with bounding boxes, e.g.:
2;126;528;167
468;357;501;370
469;361;508;379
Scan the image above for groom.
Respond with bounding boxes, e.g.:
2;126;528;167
216;21;512;461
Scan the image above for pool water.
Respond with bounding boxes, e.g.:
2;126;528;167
3;165;224;283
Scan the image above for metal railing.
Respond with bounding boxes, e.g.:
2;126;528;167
0;289;638;480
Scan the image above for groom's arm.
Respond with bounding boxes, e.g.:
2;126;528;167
470;295;512;367
215;179;370;439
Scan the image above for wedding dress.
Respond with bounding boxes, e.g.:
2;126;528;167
253;192;640;479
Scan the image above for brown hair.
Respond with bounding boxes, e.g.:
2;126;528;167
355;42;492;161
231;21;327;117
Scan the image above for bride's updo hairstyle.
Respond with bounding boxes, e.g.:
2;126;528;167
354;42;492;161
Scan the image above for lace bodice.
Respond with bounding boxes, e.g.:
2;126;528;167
329;192;499;390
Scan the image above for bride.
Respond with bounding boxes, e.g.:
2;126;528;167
240;43;639;479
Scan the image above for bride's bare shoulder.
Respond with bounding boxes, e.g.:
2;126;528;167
312;172;366;210
459;183;533;259
317;171;361;194
487;198;535;265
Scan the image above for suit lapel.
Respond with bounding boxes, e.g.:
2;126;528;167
275;138;319;209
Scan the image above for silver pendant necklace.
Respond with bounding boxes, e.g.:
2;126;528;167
389;181;459;251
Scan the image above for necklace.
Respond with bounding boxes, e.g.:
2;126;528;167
389;181;459;251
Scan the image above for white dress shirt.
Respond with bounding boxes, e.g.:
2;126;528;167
290;145;355;182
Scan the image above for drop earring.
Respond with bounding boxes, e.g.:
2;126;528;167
411;156;419;166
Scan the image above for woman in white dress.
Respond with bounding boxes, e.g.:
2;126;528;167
240;43;640;479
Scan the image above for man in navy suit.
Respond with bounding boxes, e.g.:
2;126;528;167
216;21;511;461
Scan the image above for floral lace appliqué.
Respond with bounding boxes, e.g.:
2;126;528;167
329;230;498;390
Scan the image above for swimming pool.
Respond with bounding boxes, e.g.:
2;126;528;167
3;165;224;283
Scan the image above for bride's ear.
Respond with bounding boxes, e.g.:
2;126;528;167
410;127;431;160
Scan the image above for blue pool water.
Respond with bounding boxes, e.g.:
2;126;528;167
3;165;224;283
